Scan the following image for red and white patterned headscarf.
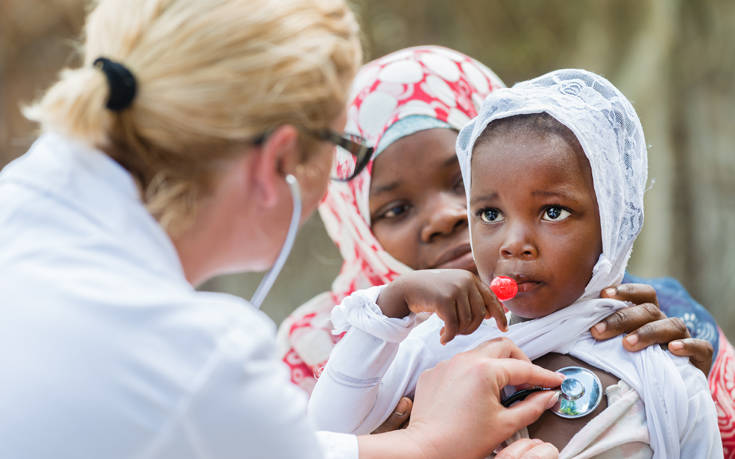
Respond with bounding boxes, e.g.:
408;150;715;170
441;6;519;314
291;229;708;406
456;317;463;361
322;45;504;303
278;46;504;393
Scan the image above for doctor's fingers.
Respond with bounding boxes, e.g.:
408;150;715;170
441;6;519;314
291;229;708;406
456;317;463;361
468;337;530;363
497;391;560;448
496;439;559;459
482;356;565;391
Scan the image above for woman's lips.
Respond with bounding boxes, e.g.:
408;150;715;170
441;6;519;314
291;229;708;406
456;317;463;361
435;250;476;271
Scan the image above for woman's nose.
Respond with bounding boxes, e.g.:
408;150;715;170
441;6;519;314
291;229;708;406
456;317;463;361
499;223;538;260
420;194;467;243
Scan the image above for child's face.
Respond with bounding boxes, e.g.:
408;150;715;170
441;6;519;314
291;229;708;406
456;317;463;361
369;128;475;272
469;130;602;319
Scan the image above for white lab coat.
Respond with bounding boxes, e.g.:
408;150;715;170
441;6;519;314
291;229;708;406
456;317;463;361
0;133;356;459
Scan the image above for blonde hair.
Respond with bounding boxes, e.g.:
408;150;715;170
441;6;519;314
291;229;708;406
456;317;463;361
25;0;362;234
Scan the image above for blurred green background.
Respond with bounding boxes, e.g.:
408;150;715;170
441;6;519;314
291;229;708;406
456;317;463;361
2;0;734;336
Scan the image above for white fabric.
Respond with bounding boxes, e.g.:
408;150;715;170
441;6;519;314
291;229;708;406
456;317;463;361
331;286;419;343
309;70;722;458
0;133;357;459
456;69;647;299
559;380;652;459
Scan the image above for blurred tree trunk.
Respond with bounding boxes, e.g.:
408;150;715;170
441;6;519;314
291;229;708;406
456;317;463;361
598;0;735;333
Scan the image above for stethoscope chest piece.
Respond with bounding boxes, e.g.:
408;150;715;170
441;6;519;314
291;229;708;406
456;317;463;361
551;366;603;419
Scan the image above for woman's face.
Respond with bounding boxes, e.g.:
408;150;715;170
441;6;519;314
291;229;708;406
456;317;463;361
369;128;475;272
469;130;602;318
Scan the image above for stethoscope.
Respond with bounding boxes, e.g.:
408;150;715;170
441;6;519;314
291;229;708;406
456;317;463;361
250;174;301;309
502;366;603;419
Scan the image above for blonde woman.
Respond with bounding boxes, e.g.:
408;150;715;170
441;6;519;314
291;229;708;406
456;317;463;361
0;1;563;458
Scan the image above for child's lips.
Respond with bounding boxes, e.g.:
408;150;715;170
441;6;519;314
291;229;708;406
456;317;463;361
516;280;543;293
497;274;543;294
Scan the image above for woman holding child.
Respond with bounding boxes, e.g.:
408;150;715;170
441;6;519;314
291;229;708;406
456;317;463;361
280;46;735;454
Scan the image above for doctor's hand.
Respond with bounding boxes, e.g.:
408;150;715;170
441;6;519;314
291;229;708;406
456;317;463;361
402;338;563;459
591;283;713;375
378;269;508;345
495;439;559;458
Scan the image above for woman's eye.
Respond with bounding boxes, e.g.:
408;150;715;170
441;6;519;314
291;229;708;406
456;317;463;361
381;204;409;219
479;208;504;223
542;206;571;221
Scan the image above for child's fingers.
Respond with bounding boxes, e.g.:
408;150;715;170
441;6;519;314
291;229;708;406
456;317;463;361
477;280;508;331
456;293;473;335
440;301;459;345
467;286;487;333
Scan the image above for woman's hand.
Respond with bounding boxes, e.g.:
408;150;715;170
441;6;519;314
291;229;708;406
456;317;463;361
590;283;713;374
402;338;563;459
372;397;412;433
378;269;507;344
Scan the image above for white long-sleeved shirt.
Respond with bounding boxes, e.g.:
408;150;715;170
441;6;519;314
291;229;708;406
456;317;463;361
0;133;357;459
308;286;722;458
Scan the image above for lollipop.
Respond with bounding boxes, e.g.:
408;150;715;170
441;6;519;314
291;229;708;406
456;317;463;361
490;276;518;301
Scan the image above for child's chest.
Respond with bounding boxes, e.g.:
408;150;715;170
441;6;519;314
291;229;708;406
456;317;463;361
527;353;619;452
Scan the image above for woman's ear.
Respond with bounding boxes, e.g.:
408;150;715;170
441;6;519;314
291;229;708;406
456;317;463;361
251;125;300;208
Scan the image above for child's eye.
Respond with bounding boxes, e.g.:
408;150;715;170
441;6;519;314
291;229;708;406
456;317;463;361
478;208;504;223
542;206;571;221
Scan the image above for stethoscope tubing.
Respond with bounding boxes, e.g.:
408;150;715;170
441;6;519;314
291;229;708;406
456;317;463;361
250;174;302;309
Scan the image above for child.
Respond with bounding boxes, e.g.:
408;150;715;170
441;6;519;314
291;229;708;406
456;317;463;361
308;69;721;458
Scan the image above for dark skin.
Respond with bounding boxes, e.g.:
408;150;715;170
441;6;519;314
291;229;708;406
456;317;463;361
368;128;712;433
469;129;602;319
469;128;609;450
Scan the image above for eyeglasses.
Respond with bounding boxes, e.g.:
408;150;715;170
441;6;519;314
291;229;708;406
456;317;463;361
253;128;373;182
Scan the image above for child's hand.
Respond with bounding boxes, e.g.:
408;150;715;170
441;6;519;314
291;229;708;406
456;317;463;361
378;269;508;344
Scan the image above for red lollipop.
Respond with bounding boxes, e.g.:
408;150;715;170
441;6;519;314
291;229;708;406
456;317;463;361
490;276;518;301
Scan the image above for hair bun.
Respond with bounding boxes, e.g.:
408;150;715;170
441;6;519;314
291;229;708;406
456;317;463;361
93;57;137;111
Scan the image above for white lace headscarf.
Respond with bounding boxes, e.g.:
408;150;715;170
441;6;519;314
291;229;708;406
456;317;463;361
457;69;647;298
447;69;706;457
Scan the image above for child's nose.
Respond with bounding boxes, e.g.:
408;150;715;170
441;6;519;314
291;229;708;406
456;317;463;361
420;194;467;243
499;225;538;260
